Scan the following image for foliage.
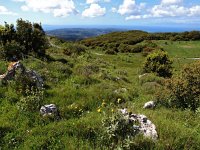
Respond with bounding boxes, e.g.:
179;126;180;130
0;19;48;60
63;43;87;56
143;50;173;77
2;41;25;61
101;110;139;149
165;61;200;111
17;88;44;112
1;26;200;149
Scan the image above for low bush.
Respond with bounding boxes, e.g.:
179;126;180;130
143;50;173;78
166;61;200;111
17;88;44;112
63;43;87;56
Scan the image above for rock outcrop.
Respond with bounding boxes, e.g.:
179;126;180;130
120;108;158;140
0;61;43;89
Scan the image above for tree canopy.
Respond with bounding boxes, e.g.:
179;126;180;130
0;19;48;60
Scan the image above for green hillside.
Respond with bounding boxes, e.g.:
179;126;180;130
0;21;200;149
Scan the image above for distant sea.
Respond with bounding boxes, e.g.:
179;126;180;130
43;25;200;32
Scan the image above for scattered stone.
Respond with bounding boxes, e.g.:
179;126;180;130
119;108;158;140
143;101;156;109
40;104;58;116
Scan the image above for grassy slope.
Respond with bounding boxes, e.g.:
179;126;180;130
0;38;200;149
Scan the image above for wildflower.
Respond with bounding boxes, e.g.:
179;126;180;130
97;108;101;113
111;109;114;112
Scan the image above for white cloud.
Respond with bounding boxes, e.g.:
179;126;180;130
118;0;145;16
0;5;17;16
151;5;187;17
161;0;182;6
118;0;136;15
86;0;110;4
82;3;106;18
86;0;99;4
124;0;200;21
189;6;200;16
126;15;141;20
14;0;77;17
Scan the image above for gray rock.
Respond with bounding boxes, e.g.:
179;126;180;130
40;104;58;116
0;61;43;89
143;101;156;109
119;108;158;140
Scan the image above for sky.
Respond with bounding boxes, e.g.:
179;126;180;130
0;0;200;29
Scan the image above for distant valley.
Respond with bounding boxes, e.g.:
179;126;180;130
46;28;126;41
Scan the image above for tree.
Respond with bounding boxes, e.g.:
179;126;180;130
143;50;173;78
0;22;16;46
32;23;48;57
16;19;33;55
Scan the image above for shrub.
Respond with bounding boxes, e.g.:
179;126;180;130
118;44;131;53
2;41;25;61
143;50;173;78
166;61;200;111
130;45;144;53
105;49;117;55
17;88;43;112
63;43;87;56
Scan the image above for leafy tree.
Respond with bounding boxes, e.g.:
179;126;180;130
16;19;33;55
143;50;173;78
2;41;25;61
32;23;48;57
0;22;16;46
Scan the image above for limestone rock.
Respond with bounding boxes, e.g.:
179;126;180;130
143;101;156;109
0;61;43;89
40;104;58;116
119;108;158;140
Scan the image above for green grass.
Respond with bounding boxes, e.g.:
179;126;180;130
0;39;200;149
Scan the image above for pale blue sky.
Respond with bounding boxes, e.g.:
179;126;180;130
0;0;200;28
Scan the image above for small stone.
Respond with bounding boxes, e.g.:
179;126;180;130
143;101;156;109
40;104;58;116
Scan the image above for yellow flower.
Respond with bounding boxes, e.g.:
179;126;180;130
111;109;114;112
97;108;101;113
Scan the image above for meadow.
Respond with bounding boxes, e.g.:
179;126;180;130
0;35;200;149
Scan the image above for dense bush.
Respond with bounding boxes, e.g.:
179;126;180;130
0;19;48;60
143;50;173;78
166;61;200;111
2;41;25;61
63;43;87;56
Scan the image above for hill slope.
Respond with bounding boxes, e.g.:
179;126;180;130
0;32;200;149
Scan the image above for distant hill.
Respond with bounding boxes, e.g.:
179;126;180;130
81;30;149;46
46;28;126;41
